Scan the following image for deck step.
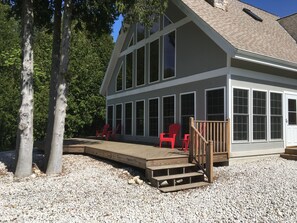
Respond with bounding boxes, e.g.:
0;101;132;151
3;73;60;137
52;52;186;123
285;148;297;155
159;181;210;193
153;172;203;181
147;163;195;171
280;153;297;161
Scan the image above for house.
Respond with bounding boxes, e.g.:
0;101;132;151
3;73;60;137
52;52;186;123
100;0;297;157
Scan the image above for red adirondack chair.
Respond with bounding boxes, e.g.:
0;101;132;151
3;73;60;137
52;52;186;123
159;124;180;149
96;124;110;139
107;124;121;141
182;134;190;151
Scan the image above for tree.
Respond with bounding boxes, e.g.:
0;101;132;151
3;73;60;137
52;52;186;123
14;0;34;178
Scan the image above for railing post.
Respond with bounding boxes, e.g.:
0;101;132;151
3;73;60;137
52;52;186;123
206;140;214;183
189;117;194;163
226;118;231;159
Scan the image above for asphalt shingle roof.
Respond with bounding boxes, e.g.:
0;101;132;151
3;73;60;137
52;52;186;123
182;0;297;64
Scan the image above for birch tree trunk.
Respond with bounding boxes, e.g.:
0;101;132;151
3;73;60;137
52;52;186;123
15;0;34;178
46;0;72;175
44;0;62;167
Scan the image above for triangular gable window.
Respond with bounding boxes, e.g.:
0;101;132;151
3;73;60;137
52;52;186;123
163;14;173;27
137;23;145;42
116;64;123;92
128;35;134;47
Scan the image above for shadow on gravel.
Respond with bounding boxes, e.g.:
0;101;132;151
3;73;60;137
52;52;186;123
0;149;45;172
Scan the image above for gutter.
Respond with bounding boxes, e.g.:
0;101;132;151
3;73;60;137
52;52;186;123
234;50;297;73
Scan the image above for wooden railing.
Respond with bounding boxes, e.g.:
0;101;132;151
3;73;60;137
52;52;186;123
189;118;230;183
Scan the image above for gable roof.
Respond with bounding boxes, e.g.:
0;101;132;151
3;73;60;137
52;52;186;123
180;0;297;64
278;13;297;43
100;0;297;95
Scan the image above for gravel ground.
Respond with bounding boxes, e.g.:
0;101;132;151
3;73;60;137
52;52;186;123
0;151;296;223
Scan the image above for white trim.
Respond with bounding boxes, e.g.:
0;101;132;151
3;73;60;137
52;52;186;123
251;89;268;143
149;38;161;84
204;87;226;120
124;102;133;136
231;87;250;144
162;94;176;132
135;99;145;136
136;46;146;87
115;62;123;93
230;67;297;87
162;30;177;81
107;67;228;100
115;103;123;134
107;105;114;129
179;91;196;139
148;97;160;137
269;91;284;142
125;52;134;90
163;14;173;28
120;17;190;57
234;50;297;73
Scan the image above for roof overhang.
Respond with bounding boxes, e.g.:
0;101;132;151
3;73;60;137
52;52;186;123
234;50;297;73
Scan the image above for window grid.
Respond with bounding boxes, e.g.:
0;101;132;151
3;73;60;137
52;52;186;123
233;89;249;141
270;93;282;139
149;99;159;137
181;93;195;136
163;96;175;132
163;31;175;79
136;47;145;86
253;91;267;140
149;39;159;83
136;101;145;136
126;53;133;89
206;89;224;121
116;104;122;134
125;103;132;135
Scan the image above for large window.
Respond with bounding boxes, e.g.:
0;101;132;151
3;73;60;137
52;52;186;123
149;98;159;137
206;89;224;121
181;93;195;136
270;93;282;140
125;103;132;135
149;39;159;83
137;47;145;86
116;64;123;92
116;104;122;134
233;89;249;141
150;18;160;35
126;53;133;89
136;101;145;136
163;96;175;132
253;91;267;140
137;23;145;42
163;31;175;79
107;105;113;129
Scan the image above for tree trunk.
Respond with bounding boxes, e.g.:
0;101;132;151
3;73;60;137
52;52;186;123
15;0;34;178
44;0;62;168
46;0;72;175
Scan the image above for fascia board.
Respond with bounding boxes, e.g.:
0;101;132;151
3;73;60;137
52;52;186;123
234;50;297;73
100;25;129;96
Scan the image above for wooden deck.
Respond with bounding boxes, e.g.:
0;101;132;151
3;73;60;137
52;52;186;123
63;138;189;169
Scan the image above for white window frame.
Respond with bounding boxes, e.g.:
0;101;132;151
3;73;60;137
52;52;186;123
115;103;123;134
269;90;284;142
232;86;250;143
149;38;161;84
162;30;177;81
135;99;145;136
148;97;160;137
179;91;196;139
162;94;176;132
115;62;123;92
204;87;226;120
252;89;268;142
125;52;134;90
124;101;133;136
136;46;146;87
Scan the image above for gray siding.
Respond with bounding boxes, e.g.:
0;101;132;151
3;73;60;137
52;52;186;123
107;76;227;144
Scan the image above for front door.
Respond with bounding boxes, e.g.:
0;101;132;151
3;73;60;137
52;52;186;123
286;94;297;147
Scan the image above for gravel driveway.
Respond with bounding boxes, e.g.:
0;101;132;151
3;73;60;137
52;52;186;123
0;152;296;222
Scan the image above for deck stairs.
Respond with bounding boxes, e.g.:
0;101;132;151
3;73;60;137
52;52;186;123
146;163;209;193
280;147;297;161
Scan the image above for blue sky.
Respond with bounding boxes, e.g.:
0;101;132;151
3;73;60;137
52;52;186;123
111;0;297;41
